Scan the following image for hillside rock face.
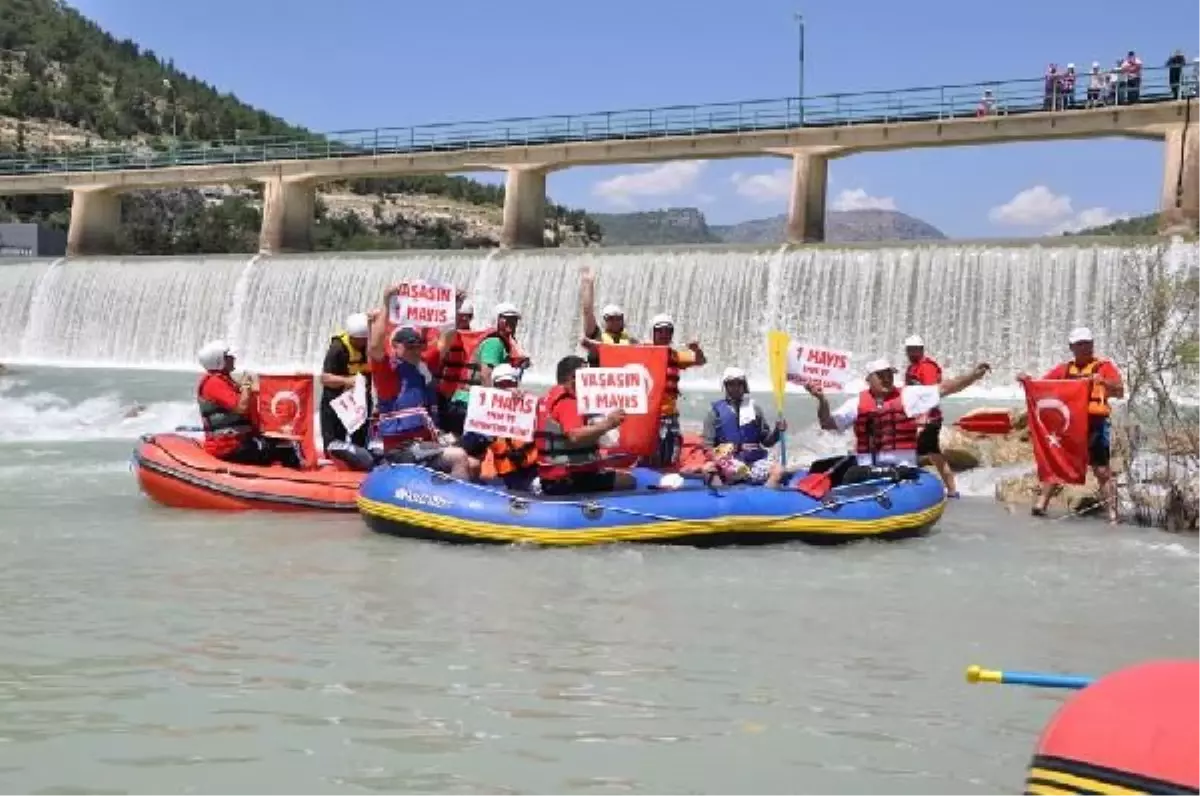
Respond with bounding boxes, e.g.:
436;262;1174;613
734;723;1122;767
597;207;948;246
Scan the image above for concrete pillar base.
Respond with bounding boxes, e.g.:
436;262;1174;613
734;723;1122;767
501;167;547;249
784;150;829;244
1160;125;1199;234
259;177;316;254
66;188;121;257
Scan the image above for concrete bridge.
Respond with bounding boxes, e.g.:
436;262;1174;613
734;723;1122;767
0;66;1196;255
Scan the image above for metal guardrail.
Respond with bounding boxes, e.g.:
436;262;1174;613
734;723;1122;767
0;63;1195;177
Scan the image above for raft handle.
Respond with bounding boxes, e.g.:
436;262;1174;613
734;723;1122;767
581;502;605;521
509;496;530;516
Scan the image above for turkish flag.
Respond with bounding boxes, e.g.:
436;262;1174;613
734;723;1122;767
596;343;669;459
1022;379;1091;485
256;373;317;467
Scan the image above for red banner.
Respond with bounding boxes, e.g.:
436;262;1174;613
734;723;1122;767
1022;379;1091;485
256;373;317;467
596;344;669;459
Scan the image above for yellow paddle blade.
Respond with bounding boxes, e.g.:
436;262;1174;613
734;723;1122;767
767;329;790;413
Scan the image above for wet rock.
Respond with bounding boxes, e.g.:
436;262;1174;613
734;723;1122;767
993;471;1103;514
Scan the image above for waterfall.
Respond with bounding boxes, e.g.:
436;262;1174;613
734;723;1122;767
3;241;1196;393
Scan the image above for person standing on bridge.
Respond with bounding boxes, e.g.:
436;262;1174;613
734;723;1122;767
579;265;637;366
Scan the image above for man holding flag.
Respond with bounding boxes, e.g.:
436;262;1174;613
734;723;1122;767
1018;327;1124;523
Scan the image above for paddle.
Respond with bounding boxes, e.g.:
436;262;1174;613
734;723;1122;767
767;329;790;468
792;454;856;500
965;664;1094;690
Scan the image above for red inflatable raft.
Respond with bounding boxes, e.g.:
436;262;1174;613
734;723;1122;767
133;433;364;512
1024;659;1199;795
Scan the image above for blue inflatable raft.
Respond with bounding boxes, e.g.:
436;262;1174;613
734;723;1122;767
356;464;947;547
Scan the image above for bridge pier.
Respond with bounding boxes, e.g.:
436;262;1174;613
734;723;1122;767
259;176;316;254
784;150;829;244
501;166;546;248
1160;124;1199;233
66;188;121;257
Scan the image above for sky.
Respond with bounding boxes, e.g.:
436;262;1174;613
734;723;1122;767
69;0;1199;238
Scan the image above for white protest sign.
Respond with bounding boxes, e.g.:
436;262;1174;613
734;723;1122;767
575;367;649;416
786;343;855;391
463;386;538;442
388;280;457;328
330;374;368;435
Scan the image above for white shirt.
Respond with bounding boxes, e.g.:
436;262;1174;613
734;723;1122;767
828;386;941;466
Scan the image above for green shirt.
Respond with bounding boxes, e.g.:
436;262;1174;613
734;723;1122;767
452;336;509;403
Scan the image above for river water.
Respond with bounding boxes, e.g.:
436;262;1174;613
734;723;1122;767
0;366;1195;794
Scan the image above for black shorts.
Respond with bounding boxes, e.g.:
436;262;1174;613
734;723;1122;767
1088;417;1111;468
540;470;617;496
650;414;682;468
437;396;467;436
916;420;942;456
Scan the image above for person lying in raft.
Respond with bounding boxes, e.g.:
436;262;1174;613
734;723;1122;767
692;367;793;487
804;357;991;473
366;317;471;480
535;355;637;496
195;340;302;468
460;364;540;492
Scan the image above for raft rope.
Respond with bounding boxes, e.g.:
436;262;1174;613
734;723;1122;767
400;465;912;525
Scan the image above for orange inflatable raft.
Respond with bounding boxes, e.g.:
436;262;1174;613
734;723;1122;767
133;433;364;512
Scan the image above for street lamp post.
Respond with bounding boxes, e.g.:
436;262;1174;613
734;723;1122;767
162;78;176;140
794;13;806;125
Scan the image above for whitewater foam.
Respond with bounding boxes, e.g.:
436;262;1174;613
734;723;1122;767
0;379;197;444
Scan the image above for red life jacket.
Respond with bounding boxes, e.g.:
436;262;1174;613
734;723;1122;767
196;372;254;456
535;385;600;481
904;357;944;423
436;328;492;399
853;389;919;456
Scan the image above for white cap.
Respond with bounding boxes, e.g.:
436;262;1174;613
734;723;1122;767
903;334;925;348
1068;326;1093;344
344;312;369;338
601;303;624;319
650;313;674;329
458;299;475;316
491;364;521;385
722;366;747;383
198;339;231;371
494;302;521;318
1067;62;1075;69
1092;61;1100;68
865;358;897;376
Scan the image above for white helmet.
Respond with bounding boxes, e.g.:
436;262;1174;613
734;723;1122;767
494;302;521;318
198;339;231;371
601;303;624;319
650;313;674;330
344;312;369;338
458;299;475;316
903;334;925;348
722;366;747;383
491;364;522;386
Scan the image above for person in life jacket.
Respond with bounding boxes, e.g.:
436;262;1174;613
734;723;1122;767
644;313;707;468
699;367;790;486
319;311;375;471
536;355;637;496
195;340;302;468
434;297;476;428
458;364;540;492
579;265;638;366
806;357;990;470
1018;326;1124;523
904;334;959;498
365;311;470;480
446;302;529;436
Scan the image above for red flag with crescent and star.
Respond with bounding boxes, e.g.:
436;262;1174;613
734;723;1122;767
1021;378;1091;485
596;343;670;460
255;373;317;467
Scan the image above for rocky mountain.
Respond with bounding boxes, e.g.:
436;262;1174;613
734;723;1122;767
597;207;947;246
591;208;722;246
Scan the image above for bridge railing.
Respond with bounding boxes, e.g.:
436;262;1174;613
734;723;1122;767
0;63;1194;177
